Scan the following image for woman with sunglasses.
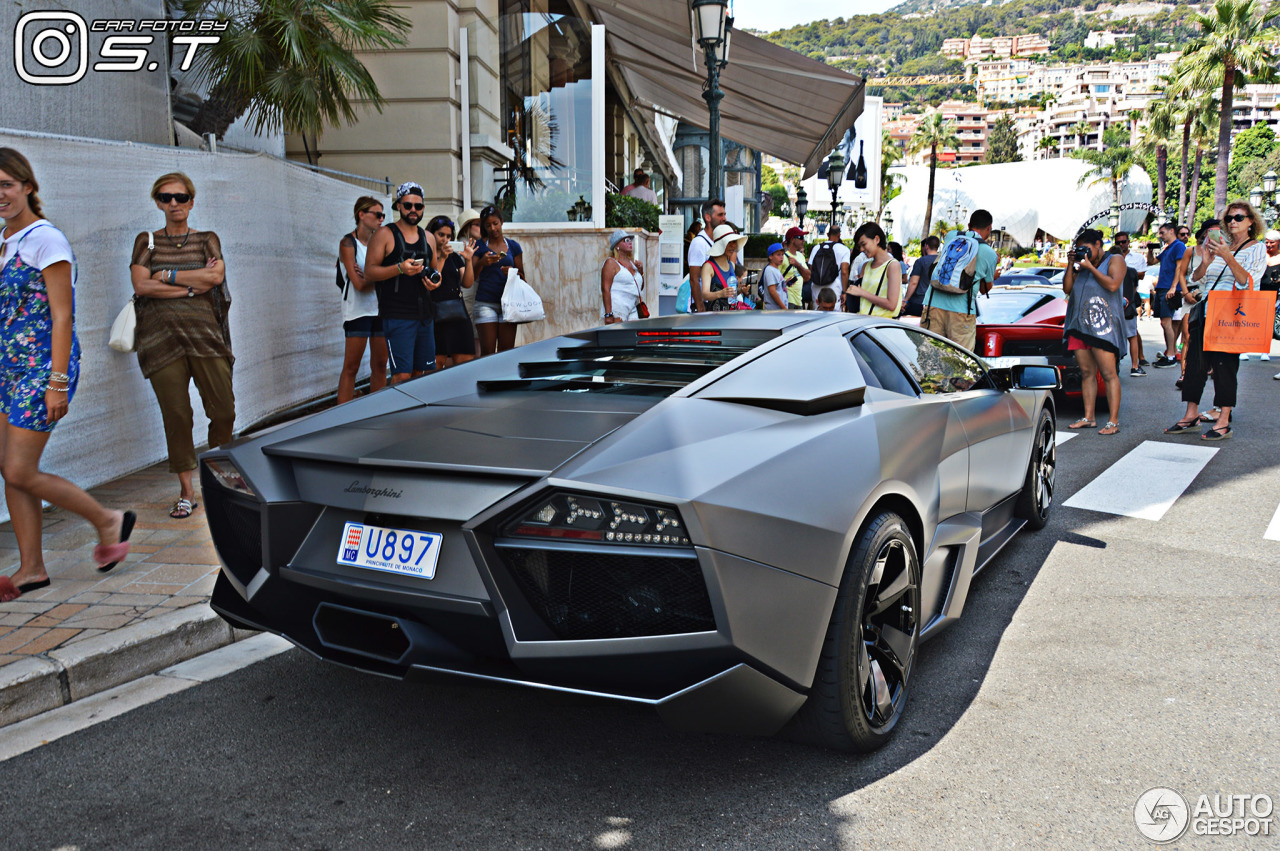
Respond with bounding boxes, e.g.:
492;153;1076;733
601;230;645;323
1165;202;1267;441
472;205;525;355
130;172;233;520
426;214;477;369
336;196;388;402
0;149;134;602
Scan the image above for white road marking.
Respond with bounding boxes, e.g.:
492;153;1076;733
1063;440;1218;521
1055;431;1078;445
1265;504;1280;542
0;633;292;762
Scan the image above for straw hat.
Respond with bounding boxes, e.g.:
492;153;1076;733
708;224;748;256
457;208;480;231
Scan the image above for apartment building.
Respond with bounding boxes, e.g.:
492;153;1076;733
940;34;1051;61
974;54;1177;106
1085;31;1138;50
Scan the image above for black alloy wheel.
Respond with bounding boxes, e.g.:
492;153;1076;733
1015;408;1055;530
785;511;920;752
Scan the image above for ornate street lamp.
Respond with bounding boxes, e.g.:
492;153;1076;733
1264;169;1278;195
1251;185;1264;209
827;147;845;228
1252;171;1280;225
691;0;731;202
795;186;808;230
1108;201;1121;233
883;210;894;241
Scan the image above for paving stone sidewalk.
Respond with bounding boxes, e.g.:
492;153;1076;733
0;461;241;726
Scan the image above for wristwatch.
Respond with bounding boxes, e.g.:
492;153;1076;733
604;312;614;319
186;287;195;298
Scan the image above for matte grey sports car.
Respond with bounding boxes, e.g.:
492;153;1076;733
202;313;1059;751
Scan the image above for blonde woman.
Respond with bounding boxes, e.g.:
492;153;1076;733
337;196;388;403
130;172;232;520
0;148;133;602
601;230;645;323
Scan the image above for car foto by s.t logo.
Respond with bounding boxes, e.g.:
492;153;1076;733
14;11;225;86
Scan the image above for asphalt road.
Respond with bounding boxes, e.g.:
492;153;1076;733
3;353;1278;850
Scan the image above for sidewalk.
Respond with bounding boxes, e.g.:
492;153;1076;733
0;462;246;727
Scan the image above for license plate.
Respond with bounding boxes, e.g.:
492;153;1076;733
336;522;442;579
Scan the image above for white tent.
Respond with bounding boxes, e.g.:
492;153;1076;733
876;159;1154;246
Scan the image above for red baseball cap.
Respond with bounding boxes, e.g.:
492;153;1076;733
784;226;808;241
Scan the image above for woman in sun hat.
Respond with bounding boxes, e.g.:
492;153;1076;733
601;230;645;323
699;224;751;310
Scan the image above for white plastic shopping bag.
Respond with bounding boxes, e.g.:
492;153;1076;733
500;267;545;323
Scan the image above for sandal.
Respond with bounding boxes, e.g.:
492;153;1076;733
1164;416;1200;434
1198;408;1221;423
94;510;136;572
169;498;198;519
1068;418;1096;429
1202;424;1232;441
1099;422;1120;435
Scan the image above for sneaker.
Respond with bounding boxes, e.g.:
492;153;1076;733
1273;371;1280;380
1153;355;1178;368
1129;366;1147;377
1139;358;1150;366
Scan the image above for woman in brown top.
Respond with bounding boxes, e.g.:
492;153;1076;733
129;172;234;519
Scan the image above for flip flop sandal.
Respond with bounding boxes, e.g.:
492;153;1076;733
1164;417;1200;434
95;510;136;572
1099;422;1121;435
0;576;20;603
169;498;198;519
1198;409;1221;423
1068;419;1096;429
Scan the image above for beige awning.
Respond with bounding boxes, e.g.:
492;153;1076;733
584;1;864;178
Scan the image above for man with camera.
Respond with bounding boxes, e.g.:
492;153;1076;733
364;181;441;384
1065;230;1128;435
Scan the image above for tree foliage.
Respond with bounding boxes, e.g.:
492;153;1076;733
984;116;1022;164
1072;125;1140;205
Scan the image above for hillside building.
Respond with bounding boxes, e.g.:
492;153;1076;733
940;34;1050;61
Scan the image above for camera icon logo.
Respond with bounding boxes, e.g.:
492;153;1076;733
14;11;89;85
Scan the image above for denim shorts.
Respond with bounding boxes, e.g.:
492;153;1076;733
472;301;503;324
1151;290;1179;319
382;318;436;374
342;315;383;338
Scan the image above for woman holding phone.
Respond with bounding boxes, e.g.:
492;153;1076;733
426;214;477;369
1165;201;1267;440
472;205;525;355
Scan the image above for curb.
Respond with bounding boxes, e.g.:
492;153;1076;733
0;605;251;728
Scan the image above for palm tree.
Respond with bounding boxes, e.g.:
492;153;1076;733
176;0;411;157
1137;97;1176;215
1186;105;1221;227
1164;58;1218;224
908;114;960;239
1074;125;1139;207
1179;0;1278;214
1036;135;1060;160
1069;120;1092;150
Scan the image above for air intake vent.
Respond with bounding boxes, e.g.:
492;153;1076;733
497;546;714;640
202;473;263;587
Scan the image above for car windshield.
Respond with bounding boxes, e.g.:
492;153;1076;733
978;291;1061;324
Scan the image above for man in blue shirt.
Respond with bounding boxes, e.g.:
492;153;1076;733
921;209;998;351
1148;221;1190;368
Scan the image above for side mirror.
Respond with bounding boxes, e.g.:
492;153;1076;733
1012;364;1061;391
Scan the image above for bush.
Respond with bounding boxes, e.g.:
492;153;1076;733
605;193;659;231
743;234;782;258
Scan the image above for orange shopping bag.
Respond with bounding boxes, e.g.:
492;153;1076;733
1202;289;1278;354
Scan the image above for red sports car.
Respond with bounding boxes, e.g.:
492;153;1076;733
976;278;1100;399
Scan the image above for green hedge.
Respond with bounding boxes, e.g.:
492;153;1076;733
605;193;660;232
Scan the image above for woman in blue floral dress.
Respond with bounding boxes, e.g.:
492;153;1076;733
0;148;134;602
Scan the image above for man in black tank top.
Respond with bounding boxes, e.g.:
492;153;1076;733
364;182;441;383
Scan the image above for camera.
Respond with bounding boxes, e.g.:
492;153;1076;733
1073;246;1090;261
426;267;441;284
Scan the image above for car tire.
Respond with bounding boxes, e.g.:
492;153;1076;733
785;511;920;752
1014;408;1055;530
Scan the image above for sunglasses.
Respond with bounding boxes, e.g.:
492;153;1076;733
156;192;191;204
401;202;425;212
1223;213;1249;224
366;210;386;219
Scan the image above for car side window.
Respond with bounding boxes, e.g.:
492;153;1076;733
849;333;918;396
871;328;991;395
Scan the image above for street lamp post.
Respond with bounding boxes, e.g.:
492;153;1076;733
1251;170;1280;226
827;147;845;229
883;210;894;241
795;186;808;230
691;0;731;202
1108;201;1121;234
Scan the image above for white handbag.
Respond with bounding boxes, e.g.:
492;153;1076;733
109;231;150;352
500;267;545;323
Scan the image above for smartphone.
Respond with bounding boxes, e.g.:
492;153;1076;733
1204;228;1224;245
448;240;465;253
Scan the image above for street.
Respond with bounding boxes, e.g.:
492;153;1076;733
2;354;1278;850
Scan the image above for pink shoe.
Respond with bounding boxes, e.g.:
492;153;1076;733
95;510;136;572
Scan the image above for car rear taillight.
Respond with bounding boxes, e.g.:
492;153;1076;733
504;492;691;547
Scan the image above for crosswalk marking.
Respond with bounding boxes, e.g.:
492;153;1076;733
1063;440;1218;521
1055;431;1078;445
1265;504;1280;542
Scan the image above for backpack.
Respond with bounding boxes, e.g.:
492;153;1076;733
676;274;692;313
810;242;839;289
930;232;982;295
905;255;937;313
336;232;355;296
1120;262;1139;320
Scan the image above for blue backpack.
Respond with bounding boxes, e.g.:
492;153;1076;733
930;232;981;295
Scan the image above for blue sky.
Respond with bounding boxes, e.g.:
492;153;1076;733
731;0;900;33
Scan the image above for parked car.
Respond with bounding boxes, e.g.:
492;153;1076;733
974;282;1100;399
202;313;1059;752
